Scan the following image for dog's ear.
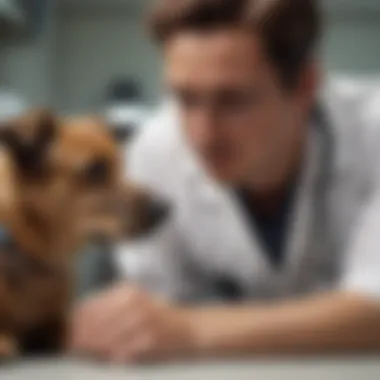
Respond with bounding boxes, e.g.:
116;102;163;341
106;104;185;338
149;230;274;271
0;109;58;175
80;115;134;144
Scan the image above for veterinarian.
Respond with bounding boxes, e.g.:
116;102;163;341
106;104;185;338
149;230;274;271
71;0;380;362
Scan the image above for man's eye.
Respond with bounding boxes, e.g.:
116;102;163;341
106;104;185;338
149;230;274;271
218;90;261;110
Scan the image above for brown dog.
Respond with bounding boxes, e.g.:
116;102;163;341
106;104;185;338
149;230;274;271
0;110;168;358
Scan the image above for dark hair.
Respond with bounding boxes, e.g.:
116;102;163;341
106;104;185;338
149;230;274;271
148;0;321;89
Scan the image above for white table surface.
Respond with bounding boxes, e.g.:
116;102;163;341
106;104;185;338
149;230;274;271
1;357;380;380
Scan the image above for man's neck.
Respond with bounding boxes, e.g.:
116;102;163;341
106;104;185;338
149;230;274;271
242;123;307;217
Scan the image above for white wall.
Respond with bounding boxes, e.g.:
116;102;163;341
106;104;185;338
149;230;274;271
54;3;380;113
1;1;380;113
54;7;161;113
323;12;380;74
0;1;57;107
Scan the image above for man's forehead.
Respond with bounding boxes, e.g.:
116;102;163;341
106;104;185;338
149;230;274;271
165;29;267;72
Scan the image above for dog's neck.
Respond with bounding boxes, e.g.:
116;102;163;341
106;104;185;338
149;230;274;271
0;163;77;266
15;184;78;262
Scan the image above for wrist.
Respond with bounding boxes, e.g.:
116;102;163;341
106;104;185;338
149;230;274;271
171;308;206;356
180;308;219;356
181;306;252;356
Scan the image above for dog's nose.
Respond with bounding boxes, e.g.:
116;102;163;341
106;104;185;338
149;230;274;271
146;198;170;229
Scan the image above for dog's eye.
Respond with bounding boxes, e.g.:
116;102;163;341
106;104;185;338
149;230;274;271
82;158;110;185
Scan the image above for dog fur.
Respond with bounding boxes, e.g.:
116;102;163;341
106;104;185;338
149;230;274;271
0;110;167;358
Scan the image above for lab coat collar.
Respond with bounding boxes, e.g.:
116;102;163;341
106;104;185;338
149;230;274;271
284;122;323;274
180;119;324;286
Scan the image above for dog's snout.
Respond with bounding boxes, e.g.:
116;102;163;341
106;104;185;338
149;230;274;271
146;198;170;229
108;189;172;240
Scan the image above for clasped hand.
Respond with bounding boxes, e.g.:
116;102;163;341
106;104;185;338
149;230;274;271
70;284;194;363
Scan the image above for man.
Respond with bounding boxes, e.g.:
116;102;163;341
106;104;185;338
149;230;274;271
71;0;380;362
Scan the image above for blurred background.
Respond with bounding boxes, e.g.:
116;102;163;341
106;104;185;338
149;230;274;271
0;0;380;118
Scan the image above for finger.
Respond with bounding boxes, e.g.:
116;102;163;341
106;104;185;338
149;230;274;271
107;307;164;364
75;283;132;324
73;288;145;354
92;312;142;355
95;307;152;358
110;329;157;364
88;288;143;346
69;294;113;351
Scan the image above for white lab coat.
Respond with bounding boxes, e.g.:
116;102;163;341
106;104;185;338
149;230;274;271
115;78;380;302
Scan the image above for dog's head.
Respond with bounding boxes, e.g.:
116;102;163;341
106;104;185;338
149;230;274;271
0;110;169;262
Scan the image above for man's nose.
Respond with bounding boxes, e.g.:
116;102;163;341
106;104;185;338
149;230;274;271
189;108;220;141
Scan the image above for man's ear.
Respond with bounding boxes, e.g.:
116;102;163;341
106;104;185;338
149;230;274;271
0;109;58;175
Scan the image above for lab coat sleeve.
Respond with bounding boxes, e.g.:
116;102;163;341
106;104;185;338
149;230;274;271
340;89;380;297
340;193;380;298
114;111;206;302
114;225;201;302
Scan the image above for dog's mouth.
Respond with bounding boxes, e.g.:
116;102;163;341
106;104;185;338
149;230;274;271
120;195;171;240
79;192;171;244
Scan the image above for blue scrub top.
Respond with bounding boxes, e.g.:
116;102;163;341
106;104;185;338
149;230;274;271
213;182;298;302
235;179;297;269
